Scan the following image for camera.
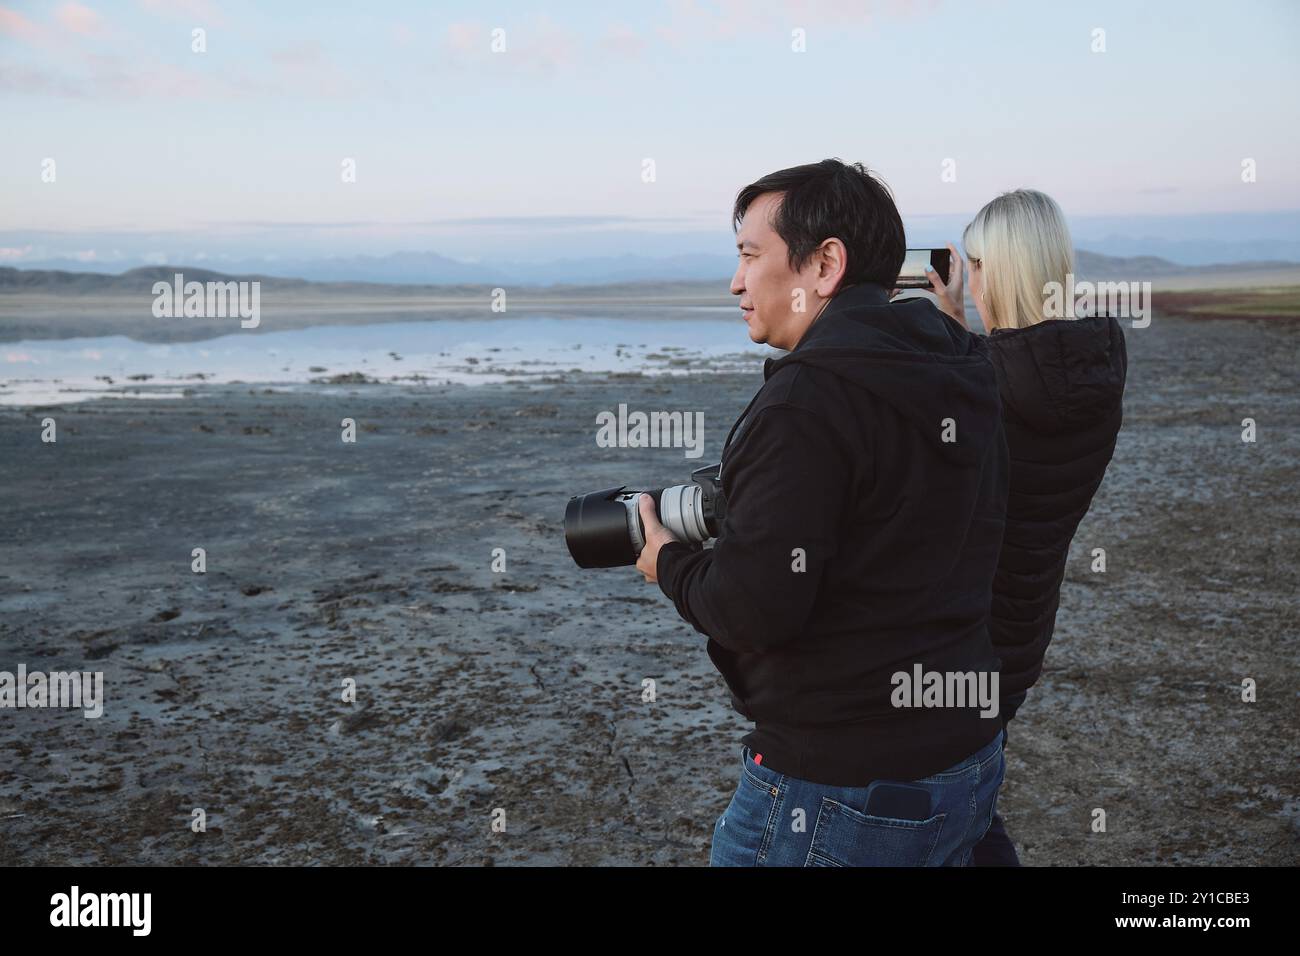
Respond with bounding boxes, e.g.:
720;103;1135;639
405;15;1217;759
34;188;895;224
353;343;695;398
564;463;727;568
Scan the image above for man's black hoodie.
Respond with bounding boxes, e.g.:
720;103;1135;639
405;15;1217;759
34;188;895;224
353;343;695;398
656;282;1009;786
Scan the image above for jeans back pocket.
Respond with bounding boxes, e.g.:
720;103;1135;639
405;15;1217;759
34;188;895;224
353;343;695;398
806;796;947;867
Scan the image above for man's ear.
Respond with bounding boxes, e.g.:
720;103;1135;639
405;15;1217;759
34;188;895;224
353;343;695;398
815;238;848;297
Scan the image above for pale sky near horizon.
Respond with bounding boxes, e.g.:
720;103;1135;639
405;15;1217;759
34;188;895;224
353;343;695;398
1;0;1297;263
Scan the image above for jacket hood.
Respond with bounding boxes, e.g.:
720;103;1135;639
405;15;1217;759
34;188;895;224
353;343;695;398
762;283;1001;464
986;315;1127;435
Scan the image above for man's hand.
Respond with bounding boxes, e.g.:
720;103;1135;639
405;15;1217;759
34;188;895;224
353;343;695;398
635;493;680;584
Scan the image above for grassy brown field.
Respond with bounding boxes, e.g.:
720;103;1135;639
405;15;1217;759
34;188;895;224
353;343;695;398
1153;286;1300;320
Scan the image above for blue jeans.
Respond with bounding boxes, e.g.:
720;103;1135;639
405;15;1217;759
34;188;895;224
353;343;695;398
710;731;1005;866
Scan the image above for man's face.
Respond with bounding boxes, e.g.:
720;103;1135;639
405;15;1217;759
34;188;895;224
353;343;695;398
730;192;820;351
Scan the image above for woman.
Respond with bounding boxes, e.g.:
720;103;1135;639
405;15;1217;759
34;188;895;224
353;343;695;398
923;189;1128;865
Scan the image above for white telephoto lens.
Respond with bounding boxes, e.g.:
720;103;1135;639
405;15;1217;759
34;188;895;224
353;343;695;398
659;483;709;542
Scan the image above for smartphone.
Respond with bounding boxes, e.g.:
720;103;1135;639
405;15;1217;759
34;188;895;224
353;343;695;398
894;248;952;289
864;781;933;820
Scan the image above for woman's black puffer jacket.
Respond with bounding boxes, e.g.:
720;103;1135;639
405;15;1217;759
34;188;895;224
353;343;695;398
984;314;1127;719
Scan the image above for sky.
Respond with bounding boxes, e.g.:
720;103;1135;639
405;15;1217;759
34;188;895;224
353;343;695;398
1;0;1298;267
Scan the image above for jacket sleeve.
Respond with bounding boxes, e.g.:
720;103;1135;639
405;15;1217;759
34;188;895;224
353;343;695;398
654;403;848;653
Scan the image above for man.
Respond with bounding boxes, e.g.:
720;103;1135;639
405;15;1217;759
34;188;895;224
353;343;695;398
635;159;1010;866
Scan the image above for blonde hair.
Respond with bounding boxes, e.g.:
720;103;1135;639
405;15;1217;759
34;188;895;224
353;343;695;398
962;189;1073;330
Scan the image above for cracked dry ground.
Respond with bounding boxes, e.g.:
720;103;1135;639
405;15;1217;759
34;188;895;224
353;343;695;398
1;313;1297;865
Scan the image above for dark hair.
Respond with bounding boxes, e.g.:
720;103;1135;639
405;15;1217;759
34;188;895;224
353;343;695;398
733;158;906;289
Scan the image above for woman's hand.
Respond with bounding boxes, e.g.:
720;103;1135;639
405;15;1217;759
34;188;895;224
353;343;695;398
927;242;968;329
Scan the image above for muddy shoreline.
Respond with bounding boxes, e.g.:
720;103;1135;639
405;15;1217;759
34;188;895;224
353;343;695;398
1;314;1297;865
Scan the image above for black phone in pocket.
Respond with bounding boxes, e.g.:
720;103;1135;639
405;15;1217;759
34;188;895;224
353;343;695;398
864;781;933;820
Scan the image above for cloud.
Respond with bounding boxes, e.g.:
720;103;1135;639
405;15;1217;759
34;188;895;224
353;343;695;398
517;15;578;72
0;3;259;100
603;23;647;58
5;41;365;101
79;52;240;98
0;6;55;48
135;0;225;27
656;0;934;46
268;41;360;96
271;41;325;69
2;2;117;48
5;47;283;101
0;6;38;38
441;16;577;74
445;20;483;55
55;2;105;36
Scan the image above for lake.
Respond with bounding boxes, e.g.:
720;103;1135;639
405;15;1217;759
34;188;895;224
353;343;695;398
0;313;775;406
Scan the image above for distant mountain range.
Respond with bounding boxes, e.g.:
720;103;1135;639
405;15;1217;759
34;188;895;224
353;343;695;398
1074;251;1300;278
7;210;1298;282
2;251;1297;294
